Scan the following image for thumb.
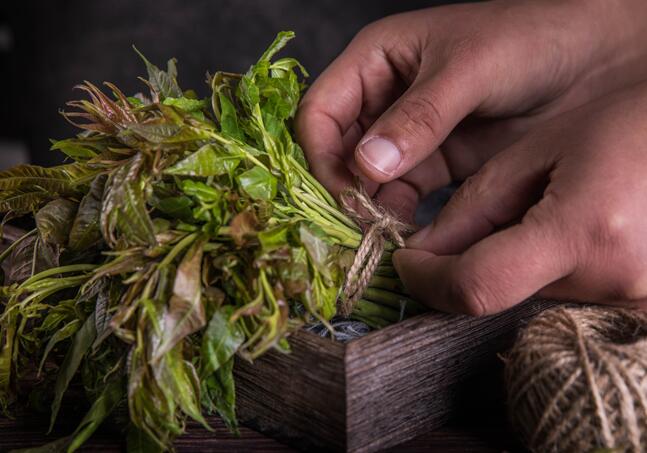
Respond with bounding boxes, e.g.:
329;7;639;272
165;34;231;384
355;66;482;183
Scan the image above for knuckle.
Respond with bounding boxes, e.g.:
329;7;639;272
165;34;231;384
396;93;444;143
614;268;647;301
450;271;491;316
589;207;631;251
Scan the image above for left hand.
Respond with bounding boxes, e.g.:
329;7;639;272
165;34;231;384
393;81;647;315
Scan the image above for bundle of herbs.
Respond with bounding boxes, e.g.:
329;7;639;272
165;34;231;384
0;32;423;451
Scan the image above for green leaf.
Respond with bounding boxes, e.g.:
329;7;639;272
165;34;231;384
219;93;242;139
68;175;105;251
257;31;295;63
35;199;78;246
49;312;97;432
66;378;125;452
180;180;222;204
162;96;207;112
133;47;182;100
150;195;194;222
50;139;98;160
201;307;244;377
203;357;238;433
165;144;242;177
299;224;329;269
258;224;289;252
38;319;81;374
153;238;206;360
237;166;277;201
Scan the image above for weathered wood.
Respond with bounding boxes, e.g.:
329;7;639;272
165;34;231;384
233;299;554;452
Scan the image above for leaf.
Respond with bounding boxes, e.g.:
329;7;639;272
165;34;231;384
258;224;289;252
164;144;242;177
66;378;125;452
7;235;60;284
229;210;258;246
0;188;51;215
38;319;81;374
162;96;207;112
68;175;106;251
35;199;78;246
201;307;244;377
257;31;295;63
237;166;277;201
49;312;97;432
0;163;96;193
219;93;242;139
150;195;194;222
299;224;329;270
153;238;206;360
50;139;99;160
101;154;156;248
133;47;182;100
203;357;238;433
19;377;126;453
180;180;222;203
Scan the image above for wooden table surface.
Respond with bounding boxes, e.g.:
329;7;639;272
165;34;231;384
0;386;524;453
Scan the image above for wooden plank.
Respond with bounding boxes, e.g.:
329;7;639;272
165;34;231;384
234;330;347;451
344;299;554;452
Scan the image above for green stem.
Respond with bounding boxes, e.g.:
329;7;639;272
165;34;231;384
159;232;198;267
19;264;98;290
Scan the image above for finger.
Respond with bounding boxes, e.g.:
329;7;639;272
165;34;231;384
354;64;484;183
407;140;553;255
295;32;404;197
375;150;452;224
393;211;575;315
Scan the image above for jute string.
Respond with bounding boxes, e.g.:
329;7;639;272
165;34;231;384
504;305;647;452
338;186;411;317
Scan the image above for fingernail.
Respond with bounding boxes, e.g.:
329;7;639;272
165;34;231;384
357;137;401;176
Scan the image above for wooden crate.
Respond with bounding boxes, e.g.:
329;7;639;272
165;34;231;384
234;299;553;452
0;226;553;452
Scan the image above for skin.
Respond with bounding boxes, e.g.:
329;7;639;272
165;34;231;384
295;0;647;314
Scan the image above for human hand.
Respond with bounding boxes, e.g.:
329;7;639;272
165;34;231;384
393;81;647;314
296;0;647;222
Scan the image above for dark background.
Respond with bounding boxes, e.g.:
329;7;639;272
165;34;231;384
0;1;467;168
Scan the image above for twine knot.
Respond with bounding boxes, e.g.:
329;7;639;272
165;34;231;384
339;186;412;316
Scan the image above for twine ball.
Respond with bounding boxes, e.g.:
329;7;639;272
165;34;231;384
504;306;647;452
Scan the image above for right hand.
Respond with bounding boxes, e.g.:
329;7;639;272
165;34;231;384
296;0;647;222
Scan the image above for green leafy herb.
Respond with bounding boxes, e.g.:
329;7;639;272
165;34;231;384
0;31;421;451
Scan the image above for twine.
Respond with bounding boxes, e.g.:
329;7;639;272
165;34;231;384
338;186;411;317
504;305;647;452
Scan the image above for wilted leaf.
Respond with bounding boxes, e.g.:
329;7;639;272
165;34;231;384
153;238;206;360
101;154;156;248
299;224;329;271
36;199;78;246
127;424;163;453
237;166;277;201
0;163;96;193
7;235;60;284
229;211;258;246
68;175;106;251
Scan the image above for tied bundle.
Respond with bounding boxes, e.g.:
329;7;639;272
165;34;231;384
0;32;423;452
505;306;647;452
